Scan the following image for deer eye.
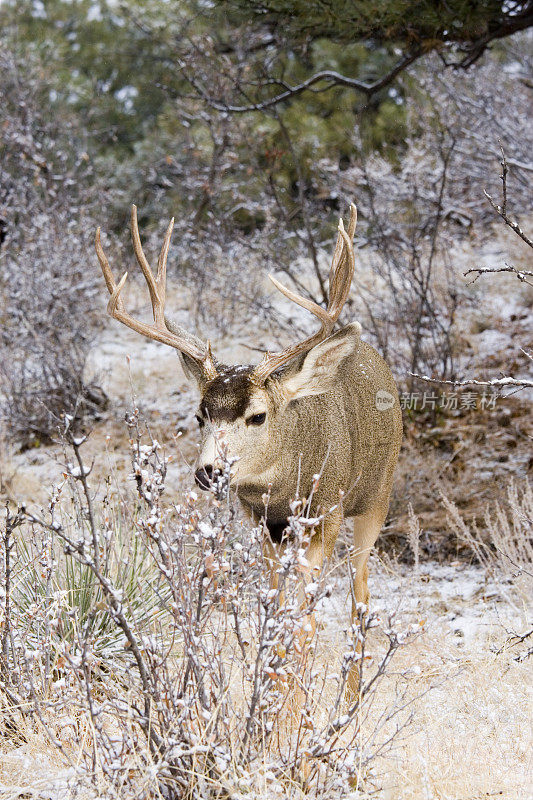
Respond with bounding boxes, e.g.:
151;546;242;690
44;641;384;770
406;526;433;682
246;412;266;427
195;415;205;428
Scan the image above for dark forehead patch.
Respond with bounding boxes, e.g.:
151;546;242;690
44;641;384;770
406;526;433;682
200;366;254;423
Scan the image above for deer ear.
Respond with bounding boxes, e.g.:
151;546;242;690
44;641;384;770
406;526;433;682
179;353;209;392
280;322;361;401
165;314;210;391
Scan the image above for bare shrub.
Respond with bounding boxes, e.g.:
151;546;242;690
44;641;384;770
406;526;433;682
0;49;103;447
333;46;533;385
0;410;419;798
0;210;107;447
339;133;461;383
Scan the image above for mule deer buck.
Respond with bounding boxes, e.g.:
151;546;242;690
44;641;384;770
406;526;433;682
96;203;402;693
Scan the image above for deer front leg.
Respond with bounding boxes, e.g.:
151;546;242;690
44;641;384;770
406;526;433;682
282;513;341;729
262;512;341;714
278;508;341;716
262;534;282;596
261;508;341;614
346;507;387;700
297;512;341;640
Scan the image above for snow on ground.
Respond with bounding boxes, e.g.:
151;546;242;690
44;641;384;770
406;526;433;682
0;760;87;800
317;559;512;649
314;560;532;800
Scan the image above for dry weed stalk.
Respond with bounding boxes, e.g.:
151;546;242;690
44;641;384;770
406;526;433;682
406;502;421;574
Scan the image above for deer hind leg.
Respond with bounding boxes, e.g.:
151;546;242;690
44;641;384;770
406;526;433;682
346;507;387;701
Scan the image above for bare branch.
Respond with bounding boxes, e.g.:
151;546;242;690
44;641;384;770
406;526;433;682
409;372;533;389
464;265;533;287
453;3;533;68
192;48;423;114
484;145;533;249
506;157;533;173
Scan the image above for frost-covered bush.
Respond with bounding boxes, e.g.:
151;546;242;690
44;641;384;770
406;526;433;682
333;47;533;383
0;410;417;798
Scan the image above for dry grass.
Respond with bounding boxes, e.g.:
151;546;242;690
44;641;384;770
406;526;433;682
1;596;530;800
442;479;533;605
376;630;531;799
315;556;532;800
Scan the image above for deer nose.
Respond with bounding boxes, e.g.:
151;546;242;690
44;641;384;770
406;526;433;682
195;465;214;490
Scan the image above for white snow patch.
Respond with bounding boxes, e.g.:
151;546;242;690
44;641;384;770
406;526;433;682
317;560;513;647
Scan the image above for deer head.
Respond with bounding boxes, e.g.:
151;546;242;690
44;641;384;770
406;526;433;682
95;204;359;496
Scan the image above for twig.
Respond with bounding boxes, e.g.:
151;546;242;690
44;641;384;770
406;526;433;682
484;144;533;249
464;265;533;287
409;372;533;389
497;627;533;655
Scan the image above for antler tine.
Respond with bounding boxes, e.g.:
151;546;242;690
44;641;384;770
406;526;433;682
95;227;125;313
130;205;161;323
149;214;173;332
250;202;357;385
267;275;331;326
95;207;218;382
157;216;175;309
327;208;356;319
107;270;128;317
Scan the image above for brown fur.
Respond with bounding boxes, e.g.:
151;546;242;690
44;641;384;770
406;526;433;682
198;337;402;532
200;367;254;423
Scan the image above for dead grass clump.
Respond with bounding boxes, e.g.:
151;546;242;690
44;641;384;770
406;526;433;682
442;478;533;605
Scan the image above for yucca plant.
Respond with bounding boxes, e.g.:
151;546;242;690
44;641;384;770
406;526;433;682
12;495;168;684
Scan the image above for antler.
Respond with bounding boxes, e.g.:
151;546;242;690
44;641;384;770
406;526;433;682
95;205;218;382
250;203;357;385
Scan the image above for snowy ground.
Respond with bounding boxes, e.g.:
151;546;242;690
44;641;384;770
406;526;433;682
319;559;514;649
